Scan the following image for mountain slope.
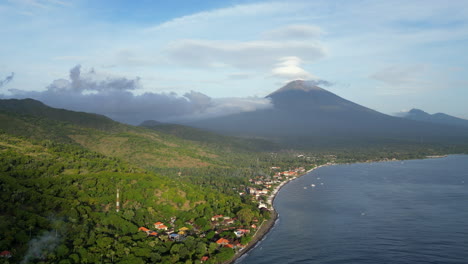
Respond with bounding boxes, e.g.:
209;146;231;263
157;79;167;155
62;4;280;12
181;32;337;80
0;98;226;168
399;108;468;127
189;80;468;147
140;120;280;152
0;98;118;130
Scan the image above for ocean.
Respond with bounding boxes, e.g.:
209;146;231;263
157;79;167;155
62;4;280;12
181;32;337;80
237;155;468;264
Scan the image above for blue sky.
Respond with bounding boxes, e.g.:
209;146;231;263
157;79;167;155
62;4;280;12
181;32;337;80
1;0;468;122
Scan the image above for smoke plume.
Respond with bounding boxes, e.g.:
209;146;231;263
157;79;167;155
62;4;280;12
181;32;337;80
21;230;61;264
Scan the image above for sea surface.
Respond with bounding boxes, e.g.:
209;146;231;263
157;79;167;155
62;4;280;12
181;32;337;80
238;155;468;264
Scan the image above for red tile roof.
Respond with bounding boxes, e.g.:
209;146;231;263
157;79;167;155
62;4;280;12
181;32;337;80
216;238;229;245
138;227;150;232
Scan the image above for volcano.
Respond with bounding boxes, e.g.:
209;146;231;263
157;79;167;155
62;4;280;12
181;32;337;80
188;80;468;147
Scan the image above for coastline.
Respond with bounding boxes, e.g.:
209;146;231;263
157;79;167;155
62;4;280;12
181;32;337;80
226;164;329;264
225;155;464;263
225;155;454;263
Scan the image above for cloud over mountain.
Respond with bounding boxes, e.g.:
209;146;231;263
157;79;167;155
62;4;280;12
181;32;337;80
271;56;315;80
2;65;272;124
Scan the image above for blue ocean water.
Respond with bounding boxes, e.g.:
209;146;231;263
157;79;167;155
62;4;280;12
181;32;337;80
238;155;468;264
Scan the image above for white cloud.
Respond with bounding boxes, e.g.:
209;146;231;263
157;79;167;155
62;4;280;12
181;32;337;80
262;24;324;40
369;64;451;95
2;65;272;124
371;64;428;87
145;2;302;33
271;56;314;80
165;38;326;69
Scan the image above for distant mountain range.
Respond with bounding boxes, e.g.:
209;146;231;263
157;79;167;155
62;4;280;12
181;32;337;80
398;108;468;128
186;80;468;147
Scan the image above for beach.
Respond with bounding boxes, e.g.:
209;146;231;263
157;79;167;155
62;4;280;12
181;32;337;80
226;164;328;264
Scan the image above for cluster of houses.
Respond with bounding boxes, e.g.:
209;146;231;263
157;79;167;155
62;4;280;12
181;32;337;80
215;237;246;250
211;215;235;226
137;215;256;262
138;221;188;241
242;166;307;207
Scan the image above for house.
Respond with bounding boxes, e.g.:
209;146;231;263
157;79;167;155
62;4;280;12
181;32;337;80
211;215;224;221
224;243;234;248
216;238;230;245
239;228;250;234
246;187;258;195
169;233;180;241
282;171;297;177
149;231;158;236
154;222;168;230
138;227;150;234
200;256;209;262
223;218;235;225
178;227;190;235
234;229;250;237
0;251;12;258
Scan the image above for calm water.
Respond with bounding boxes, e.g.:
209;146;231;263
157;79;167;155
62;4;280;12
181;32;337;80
238;155;468;264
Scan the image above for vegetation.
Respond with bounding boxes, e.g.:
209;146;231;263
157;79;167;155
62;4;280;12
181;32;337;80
0;133;260;263
0;99;465;263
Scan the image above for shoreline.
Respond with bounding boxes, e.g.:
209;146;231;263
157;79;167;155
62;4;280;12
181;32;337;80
225;154;453;263
226;164;329;264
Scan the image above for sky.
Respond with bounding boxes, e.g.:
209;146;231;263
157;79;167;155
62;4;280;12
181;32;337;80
1;0;468;124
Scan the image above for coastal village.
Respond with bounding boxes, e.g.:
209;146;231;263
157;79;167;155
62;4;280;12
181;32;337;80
135;160;325;263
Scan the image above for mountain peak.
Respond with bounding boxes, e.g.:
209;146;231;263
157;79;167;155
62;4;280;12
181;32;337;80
408;108;428;115
267;80;324;97
401;108;468;127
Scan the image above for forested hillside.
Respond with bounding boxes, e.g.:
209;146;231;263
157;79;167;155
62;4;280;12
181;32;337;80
0;132;261;263
0;100;273;263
